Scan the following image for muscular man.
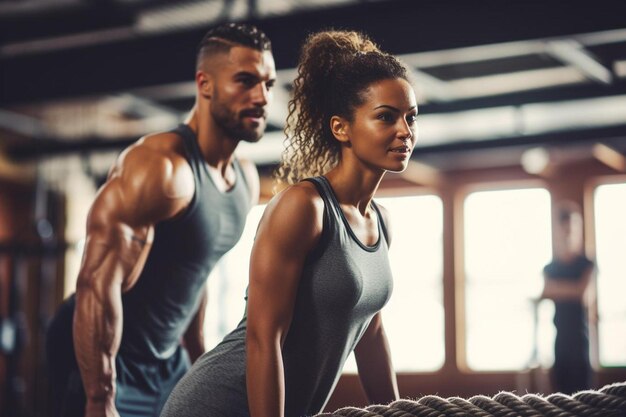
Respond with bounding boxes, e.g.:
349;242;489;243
45;23;276;417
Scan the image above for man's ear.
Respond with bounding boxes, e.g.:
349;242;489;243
196;70;214;99
330;115;350;144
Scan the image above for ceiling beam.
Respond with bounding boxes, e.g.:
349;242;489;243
411;125;626;156
545;40;613;84
8;123;626;163
592;142;626;171
420;79;626;114
2;0;625;105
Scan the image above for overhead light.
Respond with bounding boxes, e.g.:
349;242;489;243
521;95;626;134
521;147;551;175
615;60;626;78
410;69;456;102
400;40;546;68
0;27;135;57
448;67;587;99
136;1;225;34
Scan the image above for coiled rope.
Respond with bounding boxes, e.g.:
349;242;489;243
316;381;626;417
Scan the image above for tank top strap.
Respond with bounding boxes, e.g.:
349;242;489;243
302;176;342;224
232;158;251;199
172;125;251;195
171;124;205;178
301;176;339;262
311;176;386;250
370;200;389;246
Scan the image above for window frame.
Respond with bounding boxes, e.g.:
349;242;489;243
585;174;626;369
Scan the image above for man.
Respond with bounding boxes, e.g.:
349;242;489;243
540;201;595;394
45;23;276;417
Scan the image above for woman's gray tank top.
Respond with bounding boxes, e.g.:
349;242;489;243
160;175;394;417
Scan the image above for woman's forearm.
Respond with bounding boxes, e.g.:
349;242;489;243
354;320;399;404
246;338;285;417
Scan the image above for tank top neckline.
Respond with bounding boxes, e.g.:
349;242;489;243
317;175;382;252
178;123;243;196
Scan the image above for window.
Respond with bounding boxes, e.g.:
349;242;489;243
463;187;552;371
204;205;266;348
593;182;626;367
343;194;444;373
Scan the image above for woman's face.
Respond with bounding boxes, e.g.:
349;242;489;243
342;78;418;173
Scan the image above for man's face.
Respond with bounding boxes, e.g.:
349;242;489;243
208;46;276;143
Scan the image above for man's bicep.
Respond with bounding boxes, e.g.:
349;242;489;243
77;181;153;292
110;144;193;226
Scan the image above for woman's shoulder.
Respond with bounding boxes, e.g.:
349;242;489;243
255;181;326;254
268;181;324;223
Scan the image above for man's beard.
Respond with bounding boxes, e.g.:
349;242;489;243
211;97;264;143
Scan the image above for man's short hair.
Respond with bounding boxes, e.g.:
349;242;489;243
197;23;272;69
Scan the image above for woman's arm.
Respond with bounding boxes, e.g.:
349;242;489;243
354;312;399;404
246;184;324;417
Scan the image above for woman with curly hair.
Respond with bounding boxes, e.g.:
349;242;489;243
161;30;418;417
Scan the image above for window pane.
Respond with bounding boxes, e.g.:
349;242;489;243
204;205;265;348
344;195;444;373
464;188;552;371
594;183;626;366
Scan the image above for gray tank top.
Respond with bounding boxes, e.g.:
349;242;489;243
160;175;394;417
120;124;252;360
281;176;394;414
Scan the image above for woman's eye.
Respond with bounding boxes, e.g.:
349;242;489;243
377;113;392;122
407;114;418;124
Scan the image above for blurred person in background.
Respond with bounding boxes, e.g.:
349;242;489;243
540;200;595;394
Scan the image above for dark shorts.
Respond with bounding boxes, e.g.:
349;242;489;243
45;295;190;417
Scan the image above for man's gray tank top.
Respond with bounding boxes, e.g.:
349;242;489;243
120;124;252;361
160;176;394;417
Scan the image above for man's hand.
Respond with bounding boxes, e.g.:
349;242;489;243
85;398;120;417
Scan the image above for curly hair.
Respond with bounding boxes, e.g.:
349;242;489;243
274;30;408;186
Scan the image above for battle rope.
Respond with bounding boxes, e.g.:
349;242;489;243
316;381;626;417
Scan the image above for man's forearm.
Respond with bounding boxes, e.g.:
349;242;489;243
183;288;207;363
183;334;205;364
542;280;586;300
74;284;123;404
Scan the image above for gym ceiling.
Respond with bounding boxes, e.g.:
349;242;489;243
1;0;625;172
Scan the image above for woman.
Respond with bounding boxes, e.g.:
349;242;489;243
161;30;418;417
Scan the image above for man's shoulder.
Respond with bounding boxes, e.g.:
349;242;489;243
116;131;189;176
105;131;195;206
136;131;187;159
